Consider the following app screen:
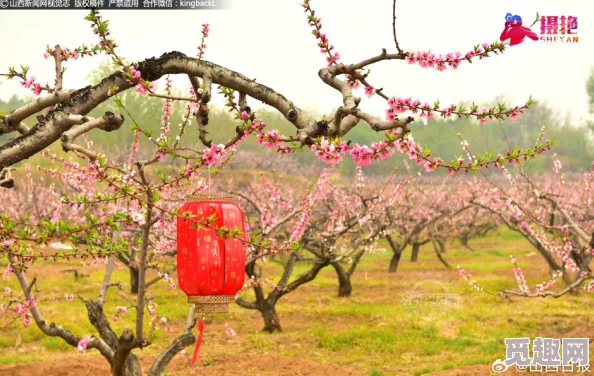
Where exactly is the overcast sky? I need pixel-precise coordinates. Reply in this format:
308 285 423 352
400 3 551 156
0 0 593 123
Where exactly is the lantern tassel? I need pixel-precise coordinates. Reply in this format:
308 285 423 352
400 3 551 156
191 313 205 365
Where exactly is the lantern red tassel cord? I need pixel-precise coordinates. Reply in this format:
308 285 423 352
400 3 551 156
192 314 205 364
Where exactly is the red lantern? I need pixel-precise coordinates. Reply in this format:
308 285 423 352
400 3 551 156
177 193 247 363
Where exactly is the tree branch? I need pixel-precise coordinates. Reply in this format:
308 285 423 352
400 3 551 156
112 329 135 376
0 52 319 174
98 256 117 306
0 90 73 129
147 333 195 376
85 299 120 350
134 203 152 346
235 296 260 310
10 257 114 362
339 106 413 133
392 0 403 54
60 112 125 144
0 167 14 188
277 256 330 298
500 273 593 298
53 45 64 92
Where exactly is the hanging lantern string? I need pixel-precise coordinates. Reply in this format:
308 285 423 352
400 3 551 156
192 313 205 364
207 164 212 194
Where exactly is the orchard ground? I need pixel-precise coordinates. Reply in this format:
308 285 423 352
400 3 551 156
0 229 592 376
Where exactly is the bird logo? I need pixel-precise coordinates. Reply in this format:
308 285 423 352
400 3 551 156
500 13 539 46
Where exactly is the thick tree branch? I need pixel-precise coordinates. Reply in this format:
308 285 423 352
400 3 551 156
10 257 114 362
339 106 413 133
235 296 260 310
134 204 152 346
112 329 136 376
61 112 125 143
85 300 120 350
184 305 196 334
201 73 212 104
276 256 330 298
191 73 212 148
0 122 30 135
1 51 420 173
53 45 64 92
318 67 358 111
148 333 195 376
15 122 30 134
0 167 14 188
0 90 73 129
327 49 406 76
98 256 117 306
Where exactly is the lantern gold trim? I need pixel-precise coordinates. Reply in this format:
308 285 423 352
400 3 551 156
188 295 236 314
185 193 237 205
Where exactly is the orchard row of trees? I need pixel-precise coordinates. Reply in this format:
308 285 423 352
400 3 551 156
3 151 592 338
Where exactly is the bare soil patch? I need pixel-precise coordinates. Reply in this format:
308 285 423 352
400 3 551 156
0 353 360 376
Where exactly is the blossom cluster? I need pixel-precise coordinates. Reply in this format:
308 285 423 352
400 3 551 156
197 24 210 60
86 10 118 57
534 270 563 294
257 130 280 148
405 41 506 72
386 96 528 124
309 138 348 165
310 134 444 172
20 75 43 96
112 306 128 322
156 75 173 145
202 144 227 165
552 153 565 184
510 256 529 294
351 141 393 166
77 336 90 353
43 45 100 61
126 66 155 95
242 118 267 136
2 297 37 327
301 0 340 67
157 271 177 289
457 266 483 291
289 168 331 242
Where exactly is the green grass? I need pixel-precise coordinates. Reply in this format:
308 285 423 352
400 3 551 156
1 229 592 375
0 354 40 365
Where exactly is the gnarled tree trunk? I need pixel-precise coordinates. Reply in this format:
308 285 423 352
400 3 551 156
238 259 285 333
460 233 475 251
238 253 331 333
331 261 352 297
261 299 282 333
410 242 421 262
436 238 446 254
386 235 404 273
129 266 140 294
86 300 142 376
330 250 365 297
